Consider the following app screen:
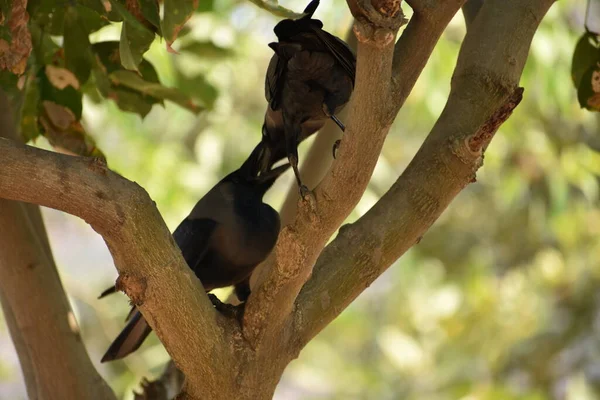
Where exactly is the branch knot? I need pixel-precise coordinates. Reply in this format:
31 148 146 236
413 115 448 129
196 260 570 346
348 0 407 46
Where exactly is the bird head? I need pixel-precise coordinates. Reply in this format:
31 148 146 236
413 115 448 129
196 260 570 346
273 0 323 40
225 143 290 198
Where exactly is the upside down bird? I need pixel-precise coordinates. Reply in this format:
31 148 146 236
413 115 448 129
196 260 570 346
100 145 289 362
261 0 356 196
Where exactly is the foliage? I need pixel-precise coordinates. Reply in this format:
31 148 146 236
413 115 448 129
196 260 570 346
0 0 209 158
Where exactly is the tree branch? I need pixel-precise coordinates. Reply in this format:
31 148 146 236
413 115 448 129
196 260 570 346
293 0 555 348
462 0 485 28
391 0 466 111
0 92 116 399
243 0 465 349
0 137 239 399
243 0 403 346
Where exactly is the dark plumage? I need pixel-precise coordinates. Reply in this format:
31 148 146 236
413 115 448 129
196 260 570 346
100 145 289 362
260 0 356 195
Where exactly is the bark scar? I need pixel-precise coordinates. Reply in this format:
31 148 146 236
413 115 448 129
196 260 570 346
467 87 524 154
116 274 148 307
349 0 407 46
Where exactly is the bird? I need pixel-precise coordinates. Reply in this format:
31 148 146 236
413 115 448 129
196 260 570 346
99 144 289 362
260 0 356 197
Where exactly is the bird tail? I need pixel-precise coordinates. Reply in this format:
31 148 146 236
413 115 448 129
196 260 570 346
101 310 152 362
98 285 117 299
302 0 319 18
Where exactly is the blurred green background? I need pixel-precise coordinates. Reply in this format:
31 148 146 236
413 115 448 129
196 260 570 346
1 1 599 399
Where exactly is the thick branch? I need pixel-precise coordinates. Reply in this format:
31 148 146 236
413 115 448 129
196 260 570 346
293 0 554 348
391 0 465 112
0 92 115 399
0 138 237 399
243 0 464 348
244 30 398 346
462 0 485 28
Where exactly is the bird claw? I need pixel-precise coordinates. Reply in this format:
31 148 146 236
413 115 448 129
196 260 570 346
208 293 245 321
299 184 312 200
332 140 341 159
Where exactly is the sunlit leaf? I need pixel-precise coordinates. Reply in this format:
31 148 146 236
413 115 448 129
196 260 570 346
92 41 159 81
120 22 155 70
92 41 161 117
109 69 204 113
109 0 155 70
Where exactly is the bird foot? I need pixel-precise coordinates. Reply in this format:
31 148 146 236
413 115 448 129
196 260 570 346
208 293 245 321
323 105 345 132
332 140 341 159
299 184 312 200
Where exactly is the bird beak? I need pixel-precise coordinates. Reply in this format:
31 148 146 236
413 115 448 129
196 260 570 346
257 162 290 192
239 143 265 178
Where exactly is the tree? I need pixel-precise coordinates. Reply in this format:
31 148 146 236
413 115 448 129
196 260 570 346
1 0 583 398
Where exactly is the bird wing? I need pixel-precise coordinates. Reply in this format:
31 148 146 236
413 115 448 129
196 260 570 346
265 47 285 109
98 218 217 302
172 217 218 273
311 27 356 83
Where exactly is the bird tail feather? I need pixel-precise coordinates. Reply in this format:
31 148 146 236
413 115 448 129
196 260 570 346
101 311 152 362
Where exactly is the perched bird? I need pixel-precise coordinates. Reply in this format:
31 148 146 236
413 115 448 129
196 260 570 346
261 0 356 196
100 145 289 362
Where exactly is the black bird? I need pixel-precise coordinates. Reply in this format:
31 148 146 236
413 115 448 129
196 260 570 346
100 145 289 362
261 0 356 196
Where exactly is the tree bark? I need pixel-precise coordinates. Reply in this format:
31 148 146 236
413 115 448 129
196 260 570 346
293 0 555 347
0 93 116 400
0 134 240 399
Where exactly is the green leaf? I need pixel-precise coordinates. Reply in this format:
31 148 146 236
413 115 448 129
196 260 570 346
571 32 600 88
139 0 161 35
161 0 198 46
109 70 204 113
247 0 303 18
120 22 155 70
197 0 213 13
91 41 162 117
577 62 600 111
75 4 110 33
108 87 155 117
178 41 234 59
92 41 159 82
109 0 155 70
175 72 218 109
28 0 66 35
29 23 60 65
20 74 41 142
63 6 94 85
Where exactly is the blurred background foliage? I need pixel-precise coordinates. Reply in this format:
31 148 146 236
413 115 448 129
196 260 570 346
1 1 600 399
